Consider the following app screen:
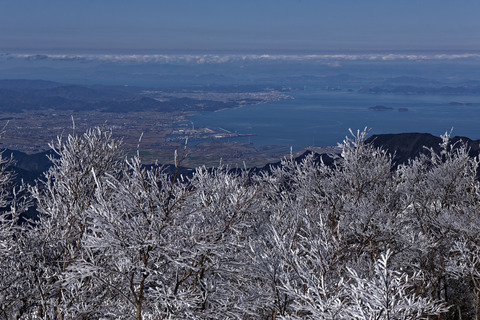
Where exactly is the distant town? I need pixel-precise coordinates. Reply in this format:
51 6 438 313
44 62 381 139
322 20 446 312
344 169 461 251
0 79 291 167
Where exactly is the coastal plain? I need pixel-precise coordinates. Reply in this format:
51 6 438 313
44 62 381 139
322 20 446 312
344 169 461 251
0 79 292 167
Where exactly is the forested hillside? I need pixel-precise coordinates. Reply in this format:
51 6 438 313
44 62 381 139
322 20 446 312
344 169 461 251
1 127 480 319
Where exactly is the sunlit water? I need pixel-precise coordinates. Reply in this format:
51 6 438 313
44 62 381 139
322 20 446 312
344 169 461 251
190 89 480 150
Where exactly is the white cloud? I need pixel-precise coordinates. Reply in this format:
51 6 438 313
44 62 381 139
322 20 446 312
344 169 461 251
2 52 480 65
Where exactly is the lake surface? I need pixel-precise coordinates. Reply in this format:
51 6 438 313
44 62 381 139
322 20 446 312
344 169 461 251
190 89 480 150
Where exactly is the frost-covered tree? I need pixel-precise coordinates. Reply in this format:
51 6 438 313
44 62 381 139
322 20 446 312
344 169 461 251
396 131 480 316
24 126 124 318
448 239 480 320
344 249 448 320
333 129 401 260
0 127 32 319
251 149 345 319
70 153 197 319
252 128 455 319
7 126 480 319
183 164 263 319
252 129 406 319
63 149 262 319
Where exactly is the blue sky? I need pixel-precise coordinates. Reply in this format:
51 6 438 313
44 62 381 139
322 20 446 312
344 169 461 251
1 0 479 53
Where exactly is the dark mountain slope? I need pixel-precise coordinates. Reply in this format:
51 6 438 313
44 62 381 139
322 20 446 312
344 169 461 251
366 133 480 166
0 79 63 90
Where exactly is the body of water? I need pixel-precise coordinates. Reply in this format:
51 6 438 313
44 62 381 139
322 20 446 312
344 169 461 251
190 89 480 150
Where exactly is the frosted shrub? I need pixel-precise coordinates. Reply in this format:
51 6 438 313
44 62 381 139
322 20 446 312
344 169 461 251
345 249 448 320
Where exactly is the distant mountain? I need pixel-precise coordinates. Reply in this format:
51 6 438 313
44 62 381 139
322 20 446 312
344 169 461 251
33 84 134 101
0 79 63 90
98 96 231 113
359 85 480 95
252 150 336 175
7 149 55 175
2 149 54 185
0 79 281 113
365 133 480 166
381 76 443 87
0 79 143 112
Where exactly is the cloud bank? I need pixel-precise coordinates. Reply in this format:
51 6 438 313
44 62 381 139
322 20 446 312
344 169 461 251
1 52 480 65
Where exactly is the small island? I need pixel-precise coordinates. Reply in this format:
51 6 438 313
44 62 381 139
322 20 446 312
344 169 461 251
449 101 472 106
369 105 394 111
